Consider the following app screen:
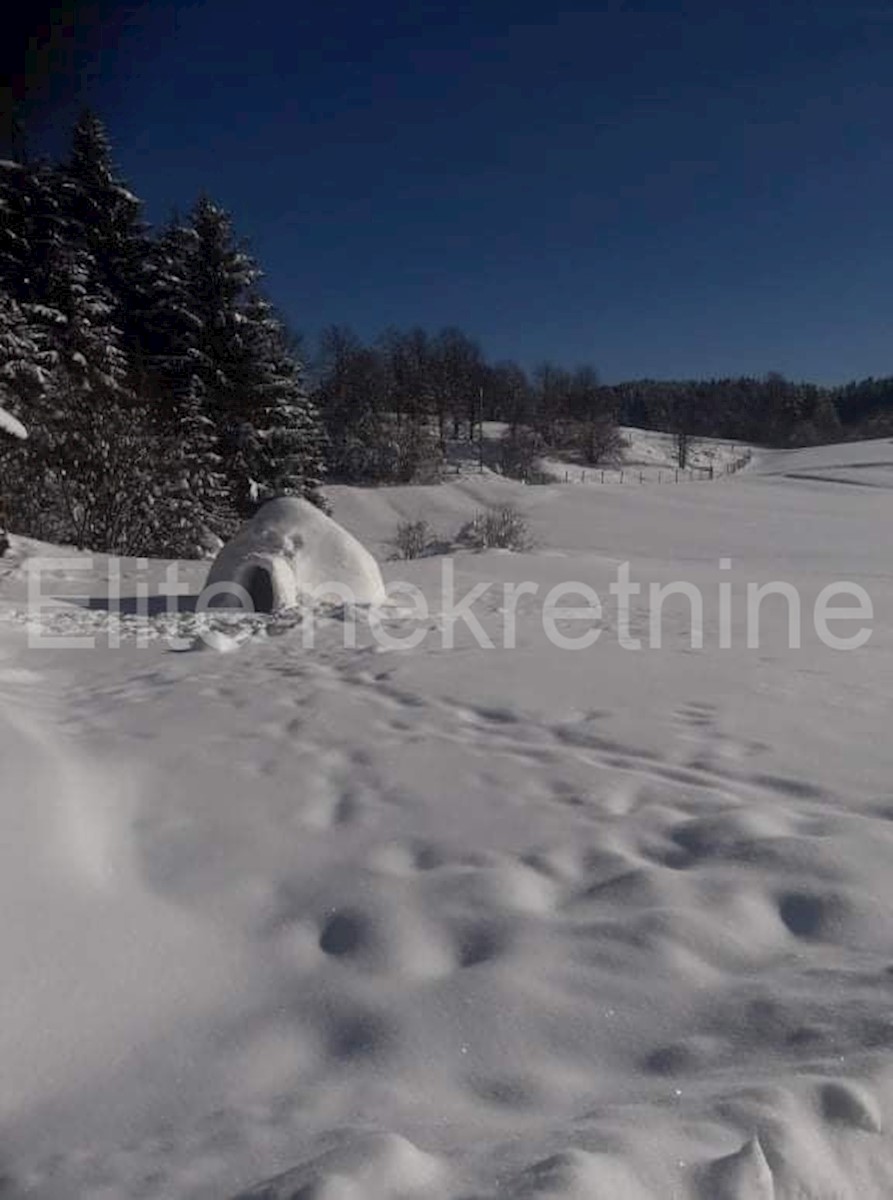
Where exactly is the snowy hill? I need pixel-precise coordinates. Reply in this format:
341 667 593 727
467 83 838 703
446 421 752 484
0 439 892 1197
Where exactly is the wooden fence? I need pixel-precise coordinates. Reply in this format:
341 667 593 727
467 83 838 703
553 450 753 485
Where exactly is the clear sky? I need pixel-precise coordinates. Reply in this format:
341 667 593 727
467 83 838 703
16 0 893 382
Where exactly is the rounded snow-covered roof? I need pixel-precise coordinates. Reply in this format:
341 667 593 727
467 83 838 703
205 496 387 612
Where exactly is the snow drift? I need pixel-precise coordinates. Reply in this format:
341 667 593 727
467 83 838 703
205 495 387 612
0 664 243 1138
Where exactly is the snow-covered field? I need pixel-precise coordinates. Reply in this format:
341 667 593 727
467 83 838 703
1 437 892 1198
451 423 751 484
540 425 751 484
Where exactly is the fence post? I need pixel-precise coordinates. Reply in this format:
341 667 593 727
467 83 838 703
620 470 624 483
658 471 661 484
565 470 569 483
601 470 604 483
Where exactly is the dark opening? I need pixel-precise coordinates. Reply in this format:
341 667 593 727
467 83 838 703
243 565 275 614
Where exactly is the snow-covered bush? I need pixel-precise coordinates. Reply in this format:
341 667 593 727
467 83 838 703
456 505 533 552
390 519 435 560
388 518 451 560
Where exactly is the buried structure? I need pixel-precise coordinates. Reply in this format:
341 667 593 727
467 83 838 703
205 496 387 613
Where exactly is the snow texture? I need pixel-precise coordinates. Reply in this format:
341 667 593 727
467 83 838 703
0 437 893 1198
205 495 387 611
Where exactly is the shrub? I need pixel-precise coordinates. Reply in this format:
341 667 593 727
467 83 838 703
389 518 438 560
456 505 533 552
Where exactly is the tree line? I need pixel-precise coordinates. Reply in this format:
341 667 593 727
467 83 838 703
312 328 622 482
1 112 891 555
312 338 893 478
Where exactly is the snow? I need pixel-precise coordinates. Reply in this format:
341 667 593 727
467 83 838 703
447 422 751 483
539 424 752 483
0 678 245 1131
205 495 388 611
0 437 892 1197
0 403 27 439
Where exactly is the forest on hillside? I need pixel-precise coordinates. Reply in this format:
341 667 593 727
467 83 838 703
1 113 891 555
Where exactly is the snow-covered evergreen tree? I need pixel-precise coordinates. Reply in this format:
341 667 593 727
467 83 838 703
238 296 326 509
0 154 159 553
0 116 324 552
0 291 57 414
0 155 68 378
0 157 63 534
0 292 35 502
20 231 153 550
182 196 260 512
0 157 30 299
184 196 325 514
61 111 153 355
41 119 222 555
139 218 231 553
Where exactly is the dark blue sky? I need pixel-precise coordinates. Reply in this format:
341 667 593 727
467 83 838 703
24 0 893 382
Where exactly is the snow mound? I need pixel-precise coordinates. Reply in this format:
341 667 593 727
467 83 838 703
0 404 27 440
0 683 243 1131
205 496 387 612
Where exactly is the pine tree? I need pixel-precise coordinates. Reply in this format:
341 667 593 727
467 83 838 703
61 110 152 354
57 111 222 553
184 196 325 514
238 297 326 508
182 195 259 510
0 156 63 535
0 291 57 414
140 218 230 552
0 157 30 298
1 117 326 552
33 233 148 549
5 165 163 553
0 155 69 362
